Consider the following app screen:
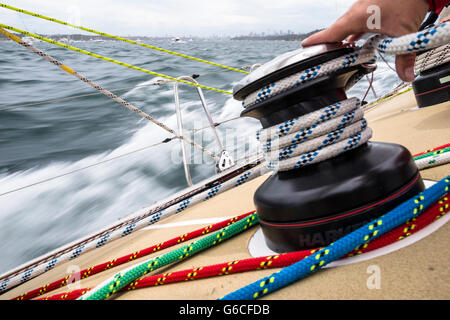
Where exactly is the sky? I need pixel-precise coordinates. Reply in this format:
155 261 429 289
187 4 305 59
0 0 358 37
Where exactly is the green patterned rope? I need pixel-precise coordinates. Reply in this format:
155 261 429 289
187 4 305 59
413 147 450 161
78 213 259 300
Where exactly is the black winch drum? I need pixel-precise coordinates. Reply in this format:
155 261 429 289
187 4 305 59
412 61 450 108
233 44 425 253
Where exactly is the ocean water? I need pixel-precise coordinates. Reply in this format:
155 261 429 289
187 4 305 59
0 38 401 274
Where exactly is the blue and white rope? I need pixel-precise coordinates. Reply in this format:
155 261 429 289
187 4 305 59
260 99 371 171
267 119 369 161
242 49 377 109
221 175 450 300
377 23 449 54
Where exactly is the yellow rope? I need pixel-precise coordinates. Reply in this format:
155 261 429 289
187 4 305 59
0 3 249 75
0 23 232 95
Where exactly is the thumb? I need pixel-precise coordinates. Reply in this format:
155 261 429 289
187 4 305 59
395 53 417 82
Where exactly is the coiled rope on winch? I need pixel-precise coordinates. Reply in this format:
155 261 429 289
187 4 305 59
0 3 249 76
259 98 372 171
4 142 447 299
415 43 450 73
219 23 450 299
251 23 450 172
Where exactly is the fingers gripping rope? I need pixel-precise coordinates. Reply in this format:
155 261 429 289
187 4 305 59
221 176 450 300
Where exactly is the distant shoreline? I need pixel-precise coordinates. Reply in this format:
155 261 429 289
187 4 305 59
0 30 323 42
230 29 322 41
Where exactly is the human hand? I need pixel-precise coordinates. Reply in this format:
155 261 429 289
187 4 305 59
301 0 430 82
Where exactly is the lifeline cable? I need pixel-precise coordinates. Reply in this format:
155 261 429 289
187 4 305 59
0 80 172 112
0 3 249 75
221 175 450 300
0 27 219 161
37 195 449 300
0 24 233 95
77 213 259 300
12 211 254 300
0 139 176 198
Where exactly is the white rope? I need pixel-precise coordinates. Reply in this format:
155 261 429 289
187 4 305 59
375 23 450 54
414 44 450 73
415 151 450 170
243 23 450 172
265 117 368 162
258 98 372 171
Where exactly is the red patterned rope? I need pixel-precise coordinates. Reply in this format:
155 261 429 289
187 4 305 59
413 143 450 158
38 195 448 300
13 211 255 300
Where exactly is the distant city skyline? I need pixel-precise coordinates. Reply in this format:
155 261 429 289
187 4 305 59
0 0 358 37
